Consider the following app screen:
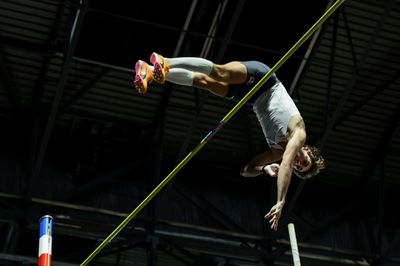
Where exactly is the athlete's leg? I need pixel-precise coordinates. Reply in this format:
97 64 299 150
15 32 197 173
134 54 245 94
165 68 229 97
167 56 214 75
151 53 213 83
210 61 247 84
193 72 229 97
151 52 247 85
168 59 248 84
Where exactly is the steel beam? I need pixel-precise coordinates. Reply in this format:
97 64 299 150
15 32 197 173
28 0 89 196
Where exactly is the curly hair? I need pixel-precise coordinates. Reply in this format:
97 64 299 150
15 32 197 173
293 145 325 180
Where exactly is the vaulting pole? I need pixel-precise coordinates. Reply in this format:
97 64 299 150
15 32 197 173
81 1 345 265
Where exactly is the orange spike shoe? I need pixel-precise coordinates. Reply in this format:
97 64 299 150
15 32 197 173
150 52 170 84
134 60 154 94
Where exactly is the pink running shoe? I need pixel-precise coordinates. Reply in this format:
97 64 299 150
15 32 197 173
150 52 170 84
134 60 154 94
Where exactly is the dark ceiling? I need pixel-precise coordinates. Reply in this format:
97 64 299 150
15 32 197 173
0 0 400 265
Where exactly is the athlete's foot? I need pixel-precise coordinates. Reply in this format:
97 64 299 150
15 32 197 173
134 60 154 94
150 52 170 84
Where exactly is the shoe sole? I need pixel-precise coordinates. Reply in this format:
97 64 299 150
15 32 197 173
150 53 166 84
153 63 165 84
134 61 149 94
134 75 146 94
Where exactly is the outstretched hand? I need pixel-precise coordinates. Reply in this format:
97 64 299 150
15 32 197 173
264 200 285 231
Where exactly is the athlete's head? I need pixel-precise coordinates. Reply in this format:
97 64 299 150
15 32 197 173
293 145 325 179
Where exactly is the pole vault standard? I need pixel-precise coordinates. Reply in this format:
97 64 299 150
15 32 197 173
288 223 301 266
38 215 53 266
81 1 345 265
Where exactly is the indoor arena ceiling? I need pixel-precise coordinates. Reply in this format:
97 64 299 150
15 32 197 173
0 0 400 265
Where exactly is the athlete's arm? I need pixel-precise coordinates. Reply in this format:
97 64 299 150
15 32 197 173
265 129 306 230
240 148 283 177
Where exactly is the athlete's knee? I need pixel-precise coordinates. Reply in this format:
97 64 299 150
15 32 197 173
193 73 209 88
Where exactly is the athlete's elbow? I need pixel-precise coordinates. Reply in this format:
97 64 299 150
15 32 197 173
240 165 260 177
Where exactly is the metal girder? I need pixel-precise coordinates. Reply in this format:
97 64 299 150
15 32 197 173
94 238 148 258
275 2 338 235
271 2 339 256
10 192 398 265
289 1 335 96
288 2 334 101
57 67 109 116
159 236 198 265
333 72 400 130
0 252 77 266
301 200 359 241
0 49 17 115
211 0 257 159
28 0 89 196
300 105 400 246
376 159 385 265
324 10 339 127
146 85 171 224
214 0 245 63
86 1 287 61
68 162 139 200
65 118 167 201
148 234 159 266
28 0 69 173
174 0 199 57
87 8 184 37
0 220 20 253
174 184 250 235
309 0 399 254
369 106 400 264
0 35 49 55
140 4 205 262
340 4 359 68
316 0 396 151
164 0 231 193
291 0 398 252
169 0 251 237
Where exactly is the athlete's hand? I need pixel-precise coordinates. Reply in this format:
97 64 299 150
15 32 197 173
264 200 285 231
263 163 280 177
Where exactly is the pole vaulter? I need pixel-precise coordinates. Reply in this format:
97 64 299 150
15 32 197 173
81 1 345 265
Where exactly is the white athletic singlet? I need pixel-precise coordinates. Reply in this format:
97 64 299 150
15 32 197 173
252 82 300 150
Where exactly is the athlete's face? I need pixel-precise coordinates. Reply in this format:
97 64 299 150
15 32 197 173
293 147 312 172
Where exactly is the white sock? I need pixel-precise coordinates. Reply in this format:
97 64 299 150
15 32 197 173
166 69 194 86
167 57 213 75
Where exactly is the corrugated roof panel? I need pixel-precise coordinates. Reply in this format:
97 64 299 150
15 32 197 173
0 0 61 44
